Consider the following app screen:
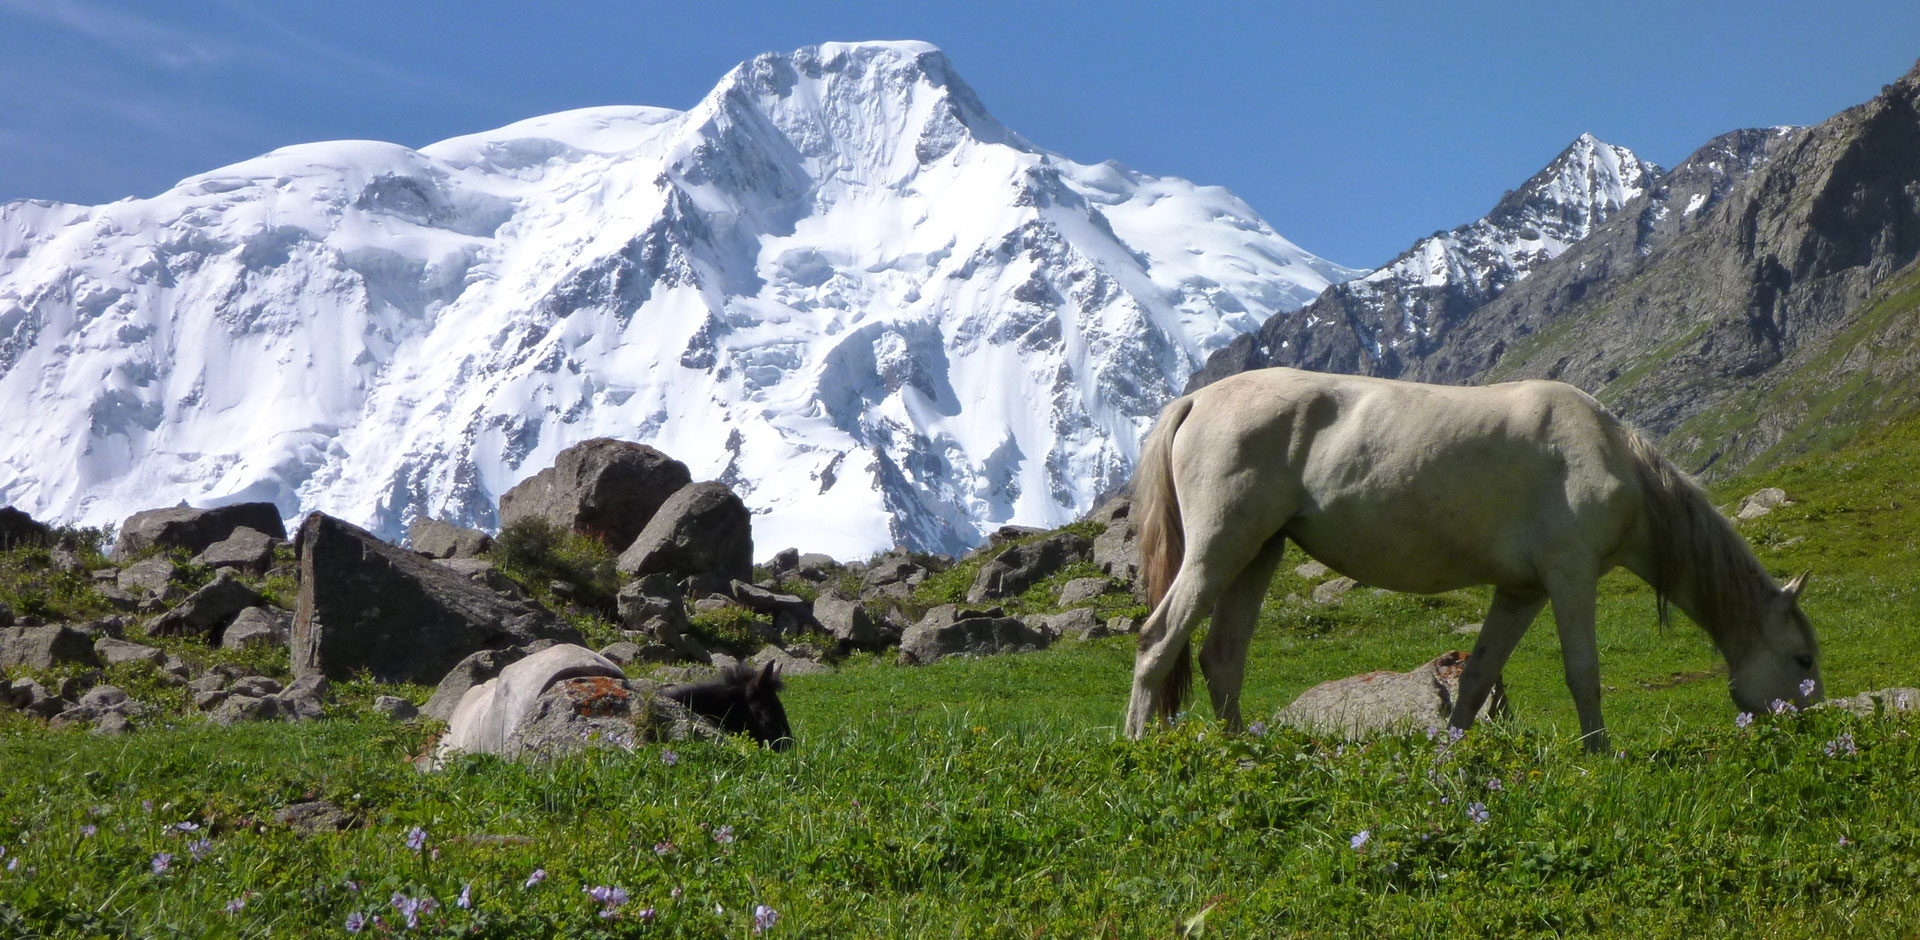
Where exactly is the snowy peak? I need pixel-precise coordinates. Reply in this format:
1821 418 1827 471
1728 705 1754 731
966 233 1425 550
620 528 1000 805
0 41 1357 559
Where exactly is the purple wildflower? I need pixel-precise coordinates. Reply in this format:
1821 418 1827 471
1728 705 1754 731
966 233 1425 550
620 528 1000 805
1467 802 1490 824
4 858 15 872
404 826 427 852
671 886 683 900
345 912 367 934
1425 726 1441 741
753 904 780 933
1248 720 1267 737
390 893 434 929
1735 711 1754 729
150 852 173 874
174 821 200 833
1800 678 1817 698
1486 777 1504 792
1350 829 1371 851
524 868 546 889
586 884 629 918
1839 835 1851 846
1770 698 1795 715
638 907 657 922
1447 726 1466 743
225 896 246 914
661 749 679 767
188 838 212 860
457 883 472 909
1824 732 1858 758
79 825 96 838
713 825 736 845
654 840 675 855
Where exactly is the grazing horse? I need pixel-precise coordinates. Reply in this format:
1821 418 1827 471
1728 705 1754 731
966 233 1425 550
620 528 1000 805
1126 368 1821 750
667 661 793 751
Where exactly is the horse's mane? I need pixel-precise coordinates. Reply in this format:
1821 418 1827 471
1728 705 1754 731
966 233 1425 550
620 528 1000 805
1620 424 1775 661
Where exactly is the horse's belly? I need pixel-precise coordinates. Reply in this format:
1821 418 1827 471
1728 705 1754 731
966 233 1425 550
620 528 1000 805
1284 516 1529 594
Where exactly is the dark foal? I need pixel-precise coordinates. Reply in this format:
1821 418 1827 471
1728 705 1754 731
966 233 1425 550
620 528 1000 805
665 661 793 750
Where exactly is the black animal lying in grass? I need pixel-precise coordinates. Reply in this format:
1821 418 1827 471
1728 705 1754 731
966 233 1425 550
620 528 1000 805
667 661 793 751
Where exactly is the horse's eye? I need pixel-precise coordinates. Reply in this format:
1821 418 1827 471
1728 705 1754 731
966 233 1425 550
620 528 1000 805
1794 655 1814 669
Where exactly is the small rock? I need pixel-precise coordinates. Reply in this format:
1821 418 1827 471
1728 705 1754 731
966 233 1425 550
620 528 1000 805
1031 607 1105 640
407 517 494 559
275 800 354 832
1105 615 1141 635
93 711 134 736
1736 487 1791 521
1056 577 1113 606
748 644 832 677
221 606 290 651
1 625 102 670
96 637 167 667
147 571 264 641
1294 560 1332 579
229 676 283 698
1312 577 1358 604
189 527 281 576
116 557 180 599
373 695 419 721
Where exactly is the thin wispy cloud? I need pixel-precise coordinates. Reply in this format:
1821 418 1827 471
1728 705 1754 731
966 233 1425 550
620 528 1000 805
0 0 230 70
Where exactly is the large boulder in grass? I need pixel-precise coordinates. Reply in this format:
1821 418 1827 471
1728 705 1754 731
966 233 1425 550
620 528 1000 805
499 439 692 553
1272 651 1505 739
898 606 1050 664
291 513 580 685
113 502 287 558
614 482 753 587
965 531 1092 604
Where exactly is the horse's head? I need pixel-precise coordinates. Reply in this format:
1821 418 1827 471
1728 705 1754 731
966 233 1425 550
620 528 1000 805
735 661 793 751
671 661 792 751
1728 571 1821 715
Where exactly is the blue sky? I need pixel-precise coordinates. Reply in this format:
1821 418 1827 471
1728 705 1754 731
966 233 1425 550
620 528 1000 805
2 1 1916 269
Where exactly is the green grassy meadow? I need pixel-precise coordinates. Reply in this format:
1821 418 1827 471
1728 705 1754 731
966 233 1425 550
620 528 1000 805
4 416 1920 937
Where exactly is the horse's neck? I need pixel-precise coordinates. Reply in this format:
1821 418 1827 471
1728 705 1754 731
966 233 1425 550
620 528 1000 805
1653 506 1775 659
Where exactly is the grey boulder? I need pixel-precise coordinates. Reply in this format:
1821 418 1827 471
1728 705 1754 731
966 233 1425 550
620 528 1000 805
114 502 287 558
498 438 691 552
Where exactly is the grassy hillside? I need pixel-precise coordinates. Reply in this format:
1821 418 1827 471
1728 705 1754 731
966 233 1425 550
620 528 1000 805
4 415 1920 937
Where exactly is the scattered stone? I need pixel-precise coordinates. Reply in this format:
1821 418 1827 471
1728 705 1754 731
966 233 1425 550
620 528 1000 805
1272 650 1505 738
275 800 354 833
1312 577 1359 604
1031 607 1106 640
1091 522 1139 585
189 526 282 576
407 517 494 559
113 502 287 558
861 552 928 595
374 695 420 721
899 611 1049 665
1737 487 1792 520
1294 560 1332 579
117 557 180 599
148 571 265 642
966 531 1093 604
1821 687 1920 717
763 548 801 578
95 637 166 667
6 677 63 718
499 438 692 552
1056 577 1113 606
292 512 579 684
1105 615 1141 635
616 575 708 663
221 606 291 651
813 595 894 651
987 525 1049 547
93 712 133 736
614 482 754 588
0 625 102 670
793 553 840 581
748 644 832 677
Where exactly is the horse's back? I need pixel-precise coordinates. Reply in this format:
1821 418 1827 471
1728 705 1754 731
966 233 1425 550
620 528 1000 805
1175 369 1644 592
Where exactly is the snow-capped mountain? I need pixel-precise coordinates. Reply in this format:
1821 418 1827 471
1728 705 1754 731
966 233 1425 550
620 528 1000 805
1188 134 1658 387
0 41 1359 558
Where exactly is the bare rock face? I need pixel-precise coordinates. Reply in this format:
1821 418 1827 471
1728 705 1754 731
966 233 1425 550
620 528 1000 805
113 502 287 558
1736 487 1792 520
499 439 692 553
1272 651 1505 738
614 482 753 588
291 512 580 685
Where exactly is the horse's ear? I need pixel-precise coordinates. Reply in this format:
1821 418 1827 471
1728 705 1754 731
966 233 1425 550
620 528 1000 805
753 659 779 691
1782 570 1811 600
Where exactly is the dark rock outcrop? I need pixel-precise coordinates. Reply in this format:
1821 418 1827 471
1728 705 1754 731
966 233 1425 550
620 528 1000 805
291 512 580 684
148 571 265 641
614 482 753 587
113 502 287 558
499 439 692 552
0 506 51 549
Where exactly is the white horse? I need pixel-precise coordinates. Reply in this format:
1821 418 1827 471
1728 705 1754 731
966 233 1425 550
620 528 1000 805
1125 368 1820 750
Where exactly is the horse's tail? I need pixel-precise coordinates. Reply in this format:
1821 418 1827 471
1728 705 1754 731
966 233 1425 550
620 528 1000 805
1135 394 1194 721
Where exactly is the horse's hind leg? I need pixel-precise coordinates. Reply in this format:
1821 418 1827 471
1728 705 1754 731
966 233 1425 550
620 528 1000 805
1450 588 1546 733
1125 534 1276 738
1199 534 1288 731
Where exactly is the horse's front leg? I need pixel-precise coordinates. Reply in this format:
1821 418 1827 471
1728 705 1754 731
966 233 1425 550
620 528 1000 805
1548 578 1608 753
1451 588 1546 733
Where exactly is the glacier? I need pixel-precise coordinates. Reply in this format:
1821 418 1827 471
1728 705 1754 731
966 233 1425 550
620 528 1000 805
0 40 1361 559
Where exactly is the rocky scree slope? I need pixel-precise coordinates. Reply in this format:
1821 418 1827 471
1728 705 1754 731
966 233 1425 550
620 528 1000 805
0 41 1358 559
